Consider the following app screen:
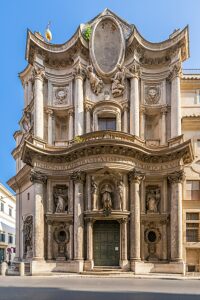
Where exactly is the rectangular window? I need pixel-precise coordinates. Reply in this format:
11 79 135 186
186 181 200 200
98 117 116 131
0 233 5 242
186 224 199 242
186 213 199 220
9 208 12 217
8 235 13 244
0 202 4 212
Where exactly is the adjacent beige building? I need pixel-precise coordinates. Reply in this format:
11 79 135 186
8 9 200 275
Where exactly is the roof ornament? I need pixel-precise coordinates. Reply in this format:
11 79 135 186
45 21 52 42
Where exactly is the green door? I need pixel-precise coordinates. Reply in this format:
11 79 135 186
93 221 120 266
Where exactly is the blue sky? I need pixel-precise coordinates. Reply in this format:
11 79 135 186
1 0 200 192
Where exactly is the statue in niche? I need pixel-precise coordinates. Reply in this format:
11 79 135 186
91 180 98 210
23 215 33 258
22 111 32 133
146 187 160 213
117 180 124 210
54 186 68 213
87 65 104 95
101 184 112 210
111 64 126 97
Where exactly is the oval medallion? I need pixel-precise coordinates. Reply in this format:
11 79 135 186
90 17 125 77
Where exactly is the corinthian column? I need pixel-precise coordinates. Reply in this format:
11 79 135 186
33 67 45 139
30 170 47 260
168 170 185 261
128 170 145 270
170 63 182 138
73 61 85 136
70 171 86 262
129 65 140 136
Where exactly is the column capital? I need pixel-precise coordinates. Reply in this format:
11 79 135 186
129 63 140 79
140 106 146 115
45 108 54 116
30 170 47 184
67 108 74 117
168 62 182 81
161 106 168 115
84 103 92 112
33 66 45 81
128 169 145 183
73 61 85 80
70 171 86 183
168 170 185 184
122 102 129 112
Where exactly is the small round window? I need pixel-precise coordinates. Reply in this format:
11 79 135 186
147 231 157 243
58 230 66 243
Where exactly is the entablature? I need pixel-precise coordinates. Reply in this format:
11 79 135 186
21 131 193 176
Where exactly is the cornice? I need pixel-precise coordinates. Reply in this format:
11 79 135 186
21 131 194 168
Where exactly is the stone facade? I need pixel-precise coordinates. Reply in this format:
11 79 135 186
8 9 200 275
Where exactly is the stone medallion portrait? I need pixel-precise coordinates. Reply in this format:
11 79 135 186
54 86 68 105
145 85 160 104
90 16 125 77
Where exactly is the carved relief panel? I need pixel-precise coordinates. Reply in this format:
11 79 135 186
48 81 72 106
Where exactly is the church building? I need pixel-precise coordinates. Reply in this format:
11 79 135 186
8 9 200 275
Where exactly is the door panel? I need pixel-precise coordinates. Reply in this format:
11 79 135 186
93 221 120 266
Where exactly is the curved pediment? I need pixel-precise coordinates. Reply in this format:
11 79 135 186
24 8 189 70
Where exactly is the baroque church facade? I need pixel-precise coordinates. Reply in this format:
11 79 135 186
8 9 200 275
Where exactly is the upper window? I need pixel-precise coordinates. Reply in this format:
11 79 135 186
0 202 4 212
186 181 200 200
0 233 5 242
186 212 200 243
8 235 13 244
98 117 116 131
9 207 12 217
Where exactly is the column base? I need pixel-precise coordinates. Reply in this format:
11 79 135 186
130 259 142 273
84 260 94 271
120 260 130 271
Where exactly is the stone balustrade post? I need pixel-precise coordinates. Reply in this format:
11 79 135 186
33 67 45 139
129 170 145 270
30 170 47 260
168 170 185 261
